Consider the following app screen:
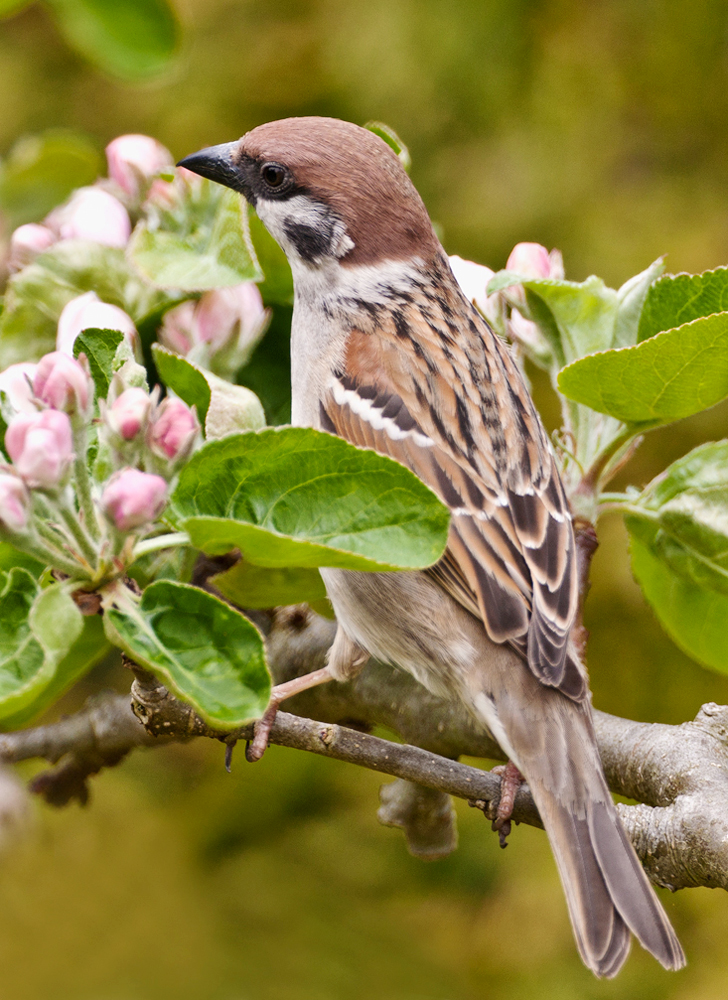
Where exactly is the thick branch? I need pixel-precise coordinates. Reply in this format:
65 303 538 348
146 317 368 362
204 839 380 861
3 605 728 890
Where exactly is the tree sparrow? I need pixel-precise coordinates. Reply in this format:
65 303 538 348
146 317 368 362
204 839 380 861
179 118 684 977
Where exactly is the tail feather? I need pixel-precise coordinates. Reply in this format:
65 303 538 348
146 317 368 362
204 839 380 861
537 795 631 977
588 802 685 970
534 785 685 977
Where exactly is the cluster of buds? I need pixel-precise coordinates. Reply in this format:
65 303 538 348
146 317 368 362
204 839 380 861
7 133 175 274
0 340 199 585
5 131 265 384
101 384 198 476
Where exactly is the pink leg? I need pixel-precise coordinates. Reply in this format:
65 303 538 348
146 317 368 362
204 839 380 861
491 760 525 848
246 666 335 762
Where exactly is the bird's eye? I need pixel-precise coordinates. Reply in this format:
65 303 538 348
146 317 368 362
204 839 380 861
261 163 286 188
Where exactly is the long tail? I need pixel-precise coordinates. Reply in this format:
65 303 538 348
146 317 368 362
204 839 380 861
477 669 685 977
533 779 685 977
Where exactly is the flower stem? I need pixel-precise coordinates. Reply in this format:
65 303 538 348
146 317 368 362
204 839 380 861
72 426 100 541
8 531 83 578
56 503 99 567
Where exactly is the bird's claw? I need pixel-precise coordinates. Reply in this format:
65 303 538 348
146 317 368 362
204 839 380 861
491 760 524 848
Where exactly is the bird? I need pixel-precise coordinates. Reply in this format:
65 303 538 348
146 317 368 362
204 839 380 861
178 117 685 978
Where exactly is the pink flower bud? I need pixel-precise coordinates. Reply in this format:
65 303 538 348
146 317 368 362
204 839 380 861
506 242 559 280
107 387 151 440
0 363 38 415
106 134 173 199
57 292 137 357
33 352 92 417
196 283 266 352
159 284 267 375
158 300 196 356
46 186 131 247
143 166 203 212
101 469 167 532
149 397 199 462
8 224 56 272
0 472 30 533
508 309 543 350
5 409 73 489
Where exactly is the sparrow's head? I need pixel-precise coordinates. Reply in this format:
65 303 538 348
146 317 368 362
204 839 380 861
178 117 440 270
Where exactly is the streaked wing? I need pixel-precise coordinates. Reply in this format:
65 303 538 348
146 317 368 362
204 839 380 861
320 265 584 699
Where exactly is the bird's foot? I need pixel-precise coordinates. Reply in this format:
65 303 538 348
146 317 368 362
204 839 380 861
490 760 524 848
245 665 335 762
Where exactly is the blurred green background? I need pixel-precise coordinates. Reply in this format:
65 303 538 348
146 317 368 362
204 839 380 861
3 0 728 997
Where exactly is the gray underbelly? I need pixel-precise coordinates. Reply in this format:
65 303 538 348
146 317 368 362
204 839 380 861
319 567 481 700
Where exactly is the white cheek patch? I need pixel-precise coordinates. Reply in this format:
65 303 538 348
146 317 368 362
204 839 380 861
256 195 354 263
331 379 434 448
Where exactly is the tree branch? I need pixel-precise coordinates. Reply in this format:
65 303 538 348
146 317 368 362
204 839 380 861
3 604 728 891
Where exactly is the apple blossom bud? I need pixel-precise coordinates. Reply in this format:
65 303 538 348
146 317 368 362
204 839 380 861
8 223 56 272
101 469 167 532
143 165 203 212
5 409 73 489
33 352 92 417
506 242 555 280
448 255 502 327
56 291 137 357
0 472 30 533
106 134 173 199
159 300 196 356
159 284 267 376
46 186 131 247
107 387 151 440
196 284 266 353
149 397 199 463
0 363 38 415
508 308 543 351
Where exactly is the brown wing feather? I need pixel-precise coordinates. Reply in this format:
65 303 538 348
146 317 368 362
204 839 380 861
321 267 583 699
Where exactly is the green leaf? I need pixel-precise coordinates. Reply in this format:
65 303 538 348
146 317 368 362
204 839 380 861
364 122 412 172
628 520 728 674
0 543 43 577
152 345 266 434
74 328 124 401
625 442 728 594
170 427 450 570
203 372 266 438
0 129 101 227
525 277 619 364
44 0 180 82
0 240 171 368
557 312 728 424
638 267 728 342
488 272 620 366
104 581 270 729
129 182 261 291
613 257 665 348
212 561 327 609
0 616 109 730
0 572 83 721
152 345 212 423
247 208 293 307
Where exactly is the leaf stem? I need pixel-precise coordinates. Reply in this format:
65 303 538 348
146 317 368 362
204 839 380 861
131 532 190 561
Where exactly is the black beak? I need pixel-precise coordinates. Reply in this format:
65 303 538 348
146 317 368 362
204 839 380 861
177 141 253 200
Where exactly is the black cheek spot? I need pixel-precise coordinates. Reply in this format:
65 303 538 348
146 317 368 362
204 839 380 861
283 220 332 263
